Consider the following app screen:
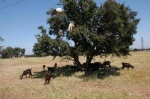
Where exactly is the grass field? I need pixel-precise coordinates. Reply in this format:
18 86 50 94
0 51 150 99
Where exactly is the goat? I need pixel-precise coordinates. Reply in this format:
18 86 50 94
54 63 57 68
43 65 46 71
56 8 62 13
95 62 105 69
122 62 134 69
58 30 63 37
86 62 101 71
44 71 52 85
103 61 111 68
70 66 77 71
47 63 57 72
20 69 32 79
67 21 75 31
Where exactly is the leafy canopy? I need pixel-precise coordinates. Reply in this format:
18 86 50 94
33 0 140 65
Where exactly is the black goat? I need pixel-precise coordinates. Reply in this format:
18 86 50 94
122 62 134 69
86 62 101 71
103 61 111 67
44 71 52 85
47 63 57 72
20 69 32 79
70 66 77 71
43 65 46 71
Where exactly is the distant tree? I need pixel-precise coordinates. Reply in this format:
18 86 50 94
0 36 4 42
1 47 25 59
34 0 140 69
20 48 25 56
14 47 25 57
0 36 4 51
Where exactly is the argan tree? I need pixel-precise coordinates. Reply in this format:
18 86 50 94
33 0 140 68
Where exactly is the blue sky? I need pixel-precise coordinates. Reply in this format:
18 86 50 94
0 0 150 55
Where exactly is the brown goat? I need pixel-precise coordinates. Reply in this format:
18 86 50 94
43 65 46 71
20 69 32 79
103 61 111 67
122 62 134 69
54 63 57 68
44 71 52 85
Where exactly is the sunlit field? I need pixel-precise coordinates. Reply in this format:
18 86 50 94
0 51 150 99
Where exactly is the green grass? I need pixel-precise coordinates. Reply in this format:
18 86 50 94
0 51 150 99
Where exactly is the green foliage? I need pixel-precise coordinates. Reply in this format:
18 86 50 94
33 26 70 57
0 36 4 50
1 47 25 59
0 36 4 42
0 37 25 59
97 1 140 56
33 0 140 66
33 26 52 57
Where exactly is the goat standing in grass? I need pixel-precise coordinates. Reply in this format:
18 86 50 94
103 61 111 68
47 63 57 72
43 65 46 71
20 68 32 79
122 62 134 69
44 71 52 85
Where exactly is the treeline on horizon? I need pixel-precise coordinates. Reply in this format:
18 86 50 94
0 47 150 59
0 46 25 59
25 48 150 58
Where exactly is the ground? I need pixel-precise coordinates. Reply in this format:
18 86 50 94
0 51 150 99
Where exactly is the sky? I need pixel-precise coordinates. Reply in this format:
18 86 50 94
0 0 150 55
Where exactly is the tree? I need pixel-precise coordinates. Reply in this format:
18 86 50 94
1 47 25 59
33 26 52 57
33 26 70 57
0 36 4 42
14 47 25 57
34 0 140 68
0 36 4 51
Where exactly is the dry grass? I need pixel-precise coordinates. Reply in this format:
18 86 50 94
0 51 150 99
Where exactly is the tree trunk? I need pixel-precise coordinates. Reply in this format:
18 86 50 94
70 46 82 67
85 55 93 71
